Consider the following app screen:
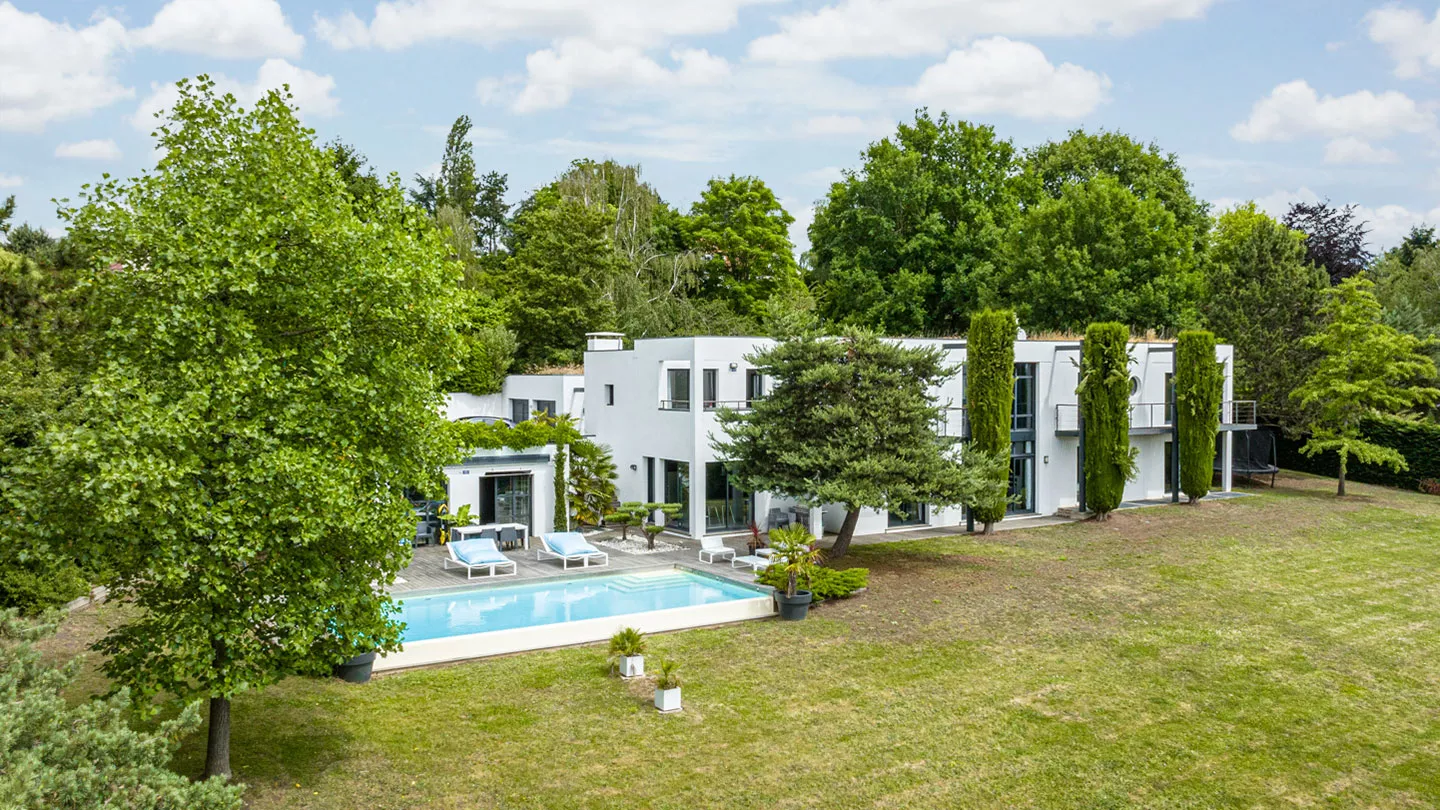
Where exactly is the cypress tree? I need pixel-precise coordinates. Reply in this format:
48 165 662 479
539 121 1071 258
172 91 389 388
1176 330 1223 503
967 309 1016 533
1079 322 1137 519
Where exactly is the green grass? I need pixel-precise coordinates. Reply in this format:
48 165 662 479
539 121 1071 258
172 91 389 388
48 474 1440 808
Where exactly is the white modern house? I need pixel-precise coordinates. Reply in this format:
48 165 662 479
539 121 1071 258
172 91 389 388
437 373 585 539
436 331 1255 542
581 332 1255 540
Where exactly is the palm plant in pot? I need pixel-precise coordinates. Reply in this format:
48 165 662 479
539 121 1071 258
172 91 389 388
768 524 823 620
609 626 646 678
653 659 682 713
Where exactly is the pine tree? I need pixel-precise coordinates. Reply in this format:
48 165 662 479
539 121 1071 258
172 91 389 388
1292 277 1439 495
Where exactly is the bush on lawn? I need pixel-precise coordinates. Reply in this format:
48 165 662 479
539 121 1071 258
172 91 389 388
757 565 869 601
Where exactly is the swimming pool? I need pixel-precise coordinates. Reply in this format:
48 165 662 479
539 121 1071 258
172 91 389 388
376 568 775 671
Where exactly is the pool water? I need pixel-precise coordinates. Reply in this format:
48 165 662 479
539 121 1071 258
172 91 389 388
398 569 769 642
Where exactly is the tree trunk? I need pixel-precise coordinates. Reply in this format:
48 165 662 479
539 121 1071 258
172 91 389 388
1187 495 1200 505
1337 464 1347 497
829 508 861 558
981 521 995 535
204 695 231 780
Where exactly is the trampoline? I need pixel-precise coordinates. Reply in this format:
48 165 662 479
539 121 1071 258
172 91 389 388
1217 428 1279 487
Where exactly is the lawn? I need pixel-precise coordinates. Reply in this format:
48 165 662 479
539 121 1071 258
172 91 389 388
47 474 1440 808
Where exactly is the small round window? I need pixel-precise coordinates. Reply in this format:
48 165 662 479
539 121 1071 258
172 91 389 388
1129 376 1140 397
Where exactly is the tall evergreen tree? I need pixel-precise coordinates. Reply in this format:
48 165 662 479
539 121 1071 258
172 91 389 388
1175 330 1222 503
1079 323 1137 519
966 309 1016 533
1292 277 1439 495
713 328 1007 558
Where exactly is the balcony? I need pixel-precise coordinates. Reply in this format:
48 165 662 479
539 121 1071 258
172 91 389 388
659 399 691 412
704 400 755 412
1054 401 1258 436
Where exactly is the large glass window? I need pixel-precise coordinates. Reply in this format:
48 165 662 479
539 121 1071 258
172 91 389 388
663 460 689 530
703 368 718 409
1012 363 1037 432
510 398 530 424
746 369 764 407
666 368 690 410
1164 440 1175 494
1164 372 1175 426
534 399 556 418
645 457 655 502
482 474 532 528
704 462 751 532
888 502 927 527
1008 441 1036 514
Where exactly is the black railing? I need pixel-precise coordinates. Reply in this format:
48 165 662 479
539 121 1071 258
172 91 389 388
659 399 691 411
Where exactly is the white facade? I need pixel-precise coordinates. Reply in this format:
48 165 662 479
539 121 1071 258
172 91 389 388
584 335 1245 540
443 374 585 427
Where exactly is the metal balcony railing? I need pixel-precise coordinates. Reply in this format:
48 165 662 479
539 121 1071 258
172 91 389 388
704 400 754 412
935 406 968 439
1055 400 1260 434
658 399 691 411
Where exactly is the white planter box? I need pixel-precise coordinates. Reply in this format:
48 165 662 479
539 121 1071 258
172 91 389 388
620 655 645 678
655 687 682 713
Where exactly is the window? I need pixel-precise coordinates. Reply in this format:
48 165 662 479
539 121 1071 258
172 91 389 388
534 400 556 418
745 369 764 407
705 461 751 532
1011 363 1036 432
1129 376 1141 398
1008 441 1036 514
644 457 655 502
665 368 690 410
1164 440 1175 494
703 368 718 409
605 384 615 406
888 502 927 527
1164 372 1175 426
481 474 532 528
510 398 529 424
663 460 689 530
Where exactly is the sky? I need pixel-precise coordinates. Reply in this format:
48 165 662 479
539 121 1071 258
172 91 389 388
3 0 1440 252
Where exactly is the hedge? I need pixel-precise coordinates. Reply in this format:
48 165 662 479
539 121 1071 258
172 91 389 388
1276 415 1440 491
1079 323 1134 516
1176 330 1222 502
967 309 1016 527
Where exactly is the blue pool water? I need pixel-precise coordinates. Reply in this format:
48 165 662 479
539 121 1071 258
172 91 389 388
398 569 769 642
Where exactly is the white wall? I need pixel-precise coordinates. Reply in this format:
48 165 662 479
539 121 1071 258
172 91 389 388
443 446 559 537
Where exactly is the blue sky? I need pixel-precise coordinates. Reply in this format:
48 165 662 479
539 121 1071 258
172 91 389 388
3 0 1438 250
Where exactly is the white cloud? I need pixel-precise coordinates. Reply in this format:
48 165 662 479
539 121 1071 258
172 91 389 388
795 115 893 137
544 136 729 163
798 165 845 186
0 173 23 188
512 40 730 113
909 38 1109 120
135 0 304 59
749 0 1217 62
1367 5 1440 78
0 2 133 132
1230 80 1434 143
1322 137 1399 165
315 0 773 51
54 139 123 160
131 59 339 131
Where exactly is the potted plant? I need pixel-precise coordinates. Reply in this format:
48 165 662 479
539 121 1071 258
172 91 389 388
653 659 682 713
746 520 763 555
435 503 475 544
609 626 646 678
768 524 823 621
333 650 378 684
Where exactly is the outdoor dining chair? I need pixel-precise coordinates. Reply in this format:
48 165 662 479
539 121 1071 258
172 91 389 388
498 526 519 551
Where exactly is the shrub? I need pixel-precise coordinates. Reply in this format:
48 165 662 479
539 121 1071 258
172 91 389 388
1419 478 1440 496
967 309 1017 531
1079 322 1137 518
1176 330 1223 503
0 556 88 616
757 565 869 601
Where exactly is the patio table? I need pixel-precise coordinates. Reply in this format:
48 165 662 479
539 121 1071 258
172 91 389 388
451 522 530 551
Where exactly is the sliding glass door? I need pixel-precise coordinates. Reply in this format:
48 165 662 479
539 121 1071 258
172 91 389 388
663 460 689 530
481 474 532 527
704 462 751 532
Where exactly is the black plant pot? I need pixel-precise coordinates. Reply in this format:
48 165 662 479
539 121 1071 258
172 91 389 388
775 590 813 621
333 652 377 684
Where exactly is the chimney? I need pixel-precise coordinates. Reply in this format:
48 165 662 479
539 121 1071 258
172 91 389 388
586 332 625 352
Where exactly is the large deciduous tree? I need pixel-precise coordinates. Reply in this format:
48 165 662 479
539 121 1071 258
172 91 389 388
1001 175 1200 332
1283 201 1373 284
1201 204 1328 426
1175 330 1223 503
1291 277 1439 495
12 79 464 779
686 175 803 322
713 328 1007 557
1020 129 1210 245
808 110 1018 334
1079 322 1137 519
966 309 1016 533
